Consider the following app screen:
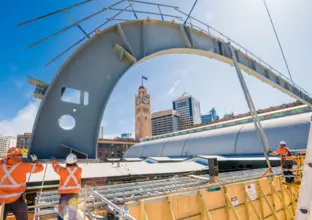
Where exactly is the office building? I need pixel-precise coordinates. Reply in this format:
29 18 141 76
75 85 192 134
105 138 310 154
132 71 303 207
173 93 201 130
120 133 133 139
201 108 220 124
151 110 179 136
0 135 17 157
97 139 138 160
17 133 32 149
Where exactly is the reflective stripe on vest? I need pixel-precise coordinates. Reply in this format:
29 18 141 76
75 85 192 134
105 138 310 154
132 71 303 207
30 164 37 174
0 162 25 188
59 167 80 190
53 163 60 174
0 192 23 199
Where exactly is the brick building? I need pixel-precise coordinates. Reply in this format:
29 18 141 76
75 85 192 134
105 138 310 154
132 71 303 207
97 138 138 160
16 133 32 149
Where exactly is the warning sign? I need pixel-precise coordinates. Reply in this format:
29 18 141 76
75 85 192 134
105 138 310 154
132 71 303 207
245 184 257 201
231 196 238 207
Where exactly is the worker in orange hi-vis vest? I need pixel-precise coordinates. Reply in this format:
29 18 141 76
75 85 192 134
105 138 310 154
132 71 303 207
269 141 294 183
0 147 43 220
52 153 82 220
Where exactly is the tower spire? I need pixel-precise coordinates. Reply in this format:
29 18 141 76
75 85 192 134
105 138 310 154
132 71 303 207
142 75 148 87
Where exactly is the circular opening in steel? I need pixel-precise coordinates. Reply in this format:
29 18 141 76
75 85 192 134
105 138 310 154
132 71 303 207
58 115 76 130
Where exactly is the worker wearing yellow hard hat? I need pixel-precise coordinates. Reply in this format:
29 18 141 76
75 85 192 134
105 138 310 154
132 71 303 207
0 147 43 219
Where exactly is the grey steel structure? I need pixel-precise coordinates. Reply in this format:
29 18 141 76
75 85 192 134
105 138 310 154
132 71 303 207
124 113 312 158
29 19 312 159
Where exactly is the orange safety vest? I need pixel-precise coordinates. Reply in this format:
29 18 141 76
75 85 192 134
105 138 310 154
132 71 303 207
275 147 292 168
52 161 82 194
275 147 291 157
0 159 44 204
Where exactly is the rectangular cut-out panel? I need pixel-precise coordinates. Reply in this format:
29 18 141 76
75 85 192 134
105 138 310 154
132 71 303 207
84 91 89 106
61 87 81 104
61 88 89 106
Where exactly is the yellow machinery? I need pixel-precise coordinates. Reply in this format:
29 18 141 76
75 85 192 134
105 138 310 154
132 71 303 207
282 154 305 187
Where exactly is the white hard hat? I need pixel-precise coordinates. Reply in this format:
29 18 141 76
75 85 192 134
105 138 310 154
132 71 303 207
66 153 77 164
280 141 286 145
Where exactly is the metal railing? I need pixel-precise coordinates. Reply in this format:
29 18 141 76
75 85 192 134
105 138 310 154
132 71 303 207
173 8 310 97
18 0 310 99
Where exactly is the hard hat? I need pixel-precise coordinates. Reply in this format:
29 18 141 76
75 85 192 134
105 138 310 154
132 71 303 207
6 147 23 158
280 141 286 145
66 153 77 164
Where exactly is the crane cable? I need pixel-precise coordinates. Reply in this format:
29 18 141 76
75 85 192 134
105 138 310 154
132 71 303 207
262 0 294 85
184 0 199 25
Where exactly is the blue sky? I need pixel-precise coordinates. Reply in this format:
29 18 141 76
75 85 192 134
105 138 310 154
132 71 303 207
0 0 311 137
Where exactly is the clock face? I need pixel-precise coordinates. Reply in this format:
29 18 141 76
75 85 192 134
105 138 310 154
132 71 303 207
136 97 141 104
143 97 149 104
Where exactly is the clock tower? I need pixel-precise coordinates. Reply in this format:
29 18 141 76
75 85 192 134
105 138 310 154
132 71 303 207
135 85 152 141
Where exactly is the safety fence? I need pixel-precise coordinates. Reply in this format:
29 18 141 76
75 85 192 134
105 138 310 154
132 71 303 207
126 176 299 220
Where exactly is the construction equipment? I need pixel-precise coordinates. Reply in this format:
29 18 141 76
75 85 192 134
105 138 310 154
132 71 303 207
282 154 305 186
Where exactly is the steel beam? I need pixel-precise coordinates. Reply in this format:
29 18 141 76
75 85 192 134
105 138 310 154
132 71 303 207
30 20 312 159
229 44 272 171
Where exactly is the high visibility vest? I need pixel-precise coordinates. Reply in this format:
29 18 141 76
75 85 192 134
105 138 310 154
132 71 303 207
53 163 82 194
0 160 42 204
59 167 81 191
22 148 28 157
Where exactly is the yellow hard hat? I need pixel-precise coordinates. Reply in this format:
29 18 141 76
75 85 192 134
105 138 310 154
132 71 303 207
6 147 23 158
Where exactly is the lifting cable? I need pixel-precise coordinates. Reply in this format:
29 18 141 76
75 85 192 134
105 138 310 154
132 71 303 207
262 0 294 85
127 0 139 19
184 0 199 25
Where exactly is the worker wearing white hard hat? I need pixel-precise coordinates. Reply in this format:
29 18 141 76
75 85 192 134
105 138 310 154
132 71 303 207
269 141 294 183
269 141 290 157
52 153 82 220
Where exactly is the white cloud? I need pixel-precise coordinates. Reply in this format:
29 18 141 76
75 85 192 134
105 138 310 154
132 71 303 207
13 79 25 89
0 88 82 136
168 80 180 95
168 87 175 95
0 100 40 136
205 13 213 21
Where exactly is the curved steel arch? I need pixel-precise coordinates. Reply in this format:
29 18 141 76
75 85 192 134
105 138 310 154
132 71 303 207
30 19 311 159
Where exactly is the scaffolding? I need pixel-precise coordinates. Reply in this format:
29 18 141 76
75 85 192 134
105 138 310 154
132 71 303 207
30 167 283 219
127 176 299 220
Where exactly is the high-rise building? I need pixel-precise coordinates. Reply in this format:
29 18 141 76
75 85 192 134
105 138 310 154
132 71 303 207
135 85 152 140
201 108 220 124
0 135 17 157
16 133 32 149
152 110 179 136
172 93 201 130
201 114 212 124
121 133 133 139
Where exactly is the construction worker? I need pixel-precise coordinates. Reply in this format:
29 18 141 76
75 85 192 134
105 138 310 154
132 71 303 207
0 147 43 220
52 153 82 220
269 141 294 183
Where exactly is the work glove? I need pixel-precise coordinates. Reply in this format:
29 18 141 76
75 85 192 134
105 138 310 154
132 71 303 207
30 154 38 162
